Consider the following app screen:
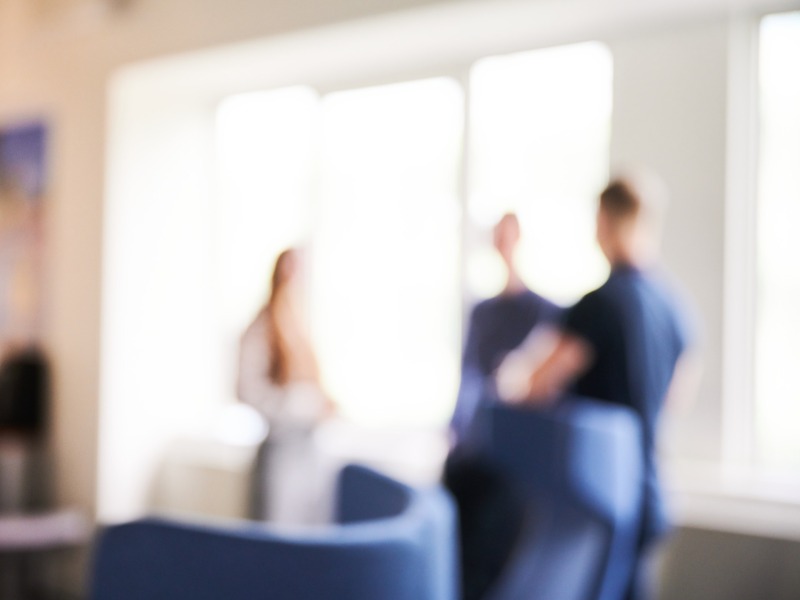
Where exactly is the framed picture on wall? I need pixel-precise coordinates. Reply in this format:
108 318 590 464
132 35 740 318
0 121 47 350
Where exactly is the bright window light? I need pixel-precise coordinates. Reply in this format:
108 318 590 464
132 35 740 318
311 78 464 427
756 12 800 469
468 42 612 304
214 86 319 393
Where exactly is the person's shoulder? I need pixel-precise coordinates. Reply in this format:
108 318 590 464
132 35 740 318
539 293 560 309
502 287 556 309
641 268 692 311
470 291 511 315
595 266 652 307
462 296 493 329
563 279 623 329
524 288 563 320
645 269 700 344
574 282 611 309
560 282 618 342
469 295 495 315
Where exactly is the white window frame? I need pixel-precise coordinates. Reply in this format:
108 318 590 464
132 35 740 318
671 9 800 541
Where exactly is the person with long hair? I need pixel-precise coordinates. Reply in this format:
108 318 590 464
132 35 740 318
237 247 333 523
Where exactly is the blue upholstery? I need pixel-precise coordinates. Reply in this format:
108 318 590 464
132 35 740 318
483 398 644 600
90 464 459 600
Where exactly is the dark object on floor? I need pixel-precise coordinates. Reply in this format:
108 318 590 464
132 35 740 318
0 347 48 435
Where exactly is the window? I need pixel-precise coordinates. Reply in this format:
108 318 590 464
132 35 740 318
215 79 464 427
756 12 800 469
214 45 612 429
102 26 616 520
214 87 319 383
312 79 463 426
468 42 612 304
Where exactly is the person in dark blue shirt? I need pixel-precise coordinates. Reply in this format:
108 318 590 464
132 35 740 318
450 213 561 447
502 171 698 600
446 213 560 600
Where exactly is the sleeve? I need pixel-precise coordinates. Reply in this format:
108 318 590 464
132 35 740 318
462 305 484 371
657 277 698 359
236 312 286 420
449 305 486 442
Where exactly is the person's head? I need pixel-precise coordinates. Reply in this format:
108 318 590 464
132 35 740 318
493 212 521 268
270 247 301 300
596 170 668 267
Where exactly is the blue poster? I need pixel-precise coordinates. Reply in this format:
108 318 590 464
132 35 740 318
0 122 47 346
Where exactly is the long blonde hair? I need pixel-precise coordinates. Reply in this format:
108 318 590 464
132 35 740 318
265 249 297 386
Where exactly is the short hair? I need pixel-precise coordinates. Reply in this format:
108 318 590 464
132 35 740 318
600 170 668 224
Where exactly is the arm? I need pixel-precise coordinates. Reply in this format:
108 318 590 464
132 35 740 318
497 291 601 406
524 333 593 404
664 294 703 414
495 324 557 401
497 330 593 405
449 308 485 442
663 348 702 414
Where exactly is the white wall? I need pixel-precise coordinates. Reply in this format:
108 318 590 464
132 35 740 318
609 23 730 462
99 89 220 521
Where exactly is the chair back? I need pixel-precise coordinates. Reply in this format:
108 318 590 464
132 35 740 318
483 398 643 600
90 464 459 600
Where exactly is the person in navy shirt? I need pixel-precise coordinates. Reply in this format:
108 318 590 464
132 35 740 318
446 213 560 600
450 212 561 447
501 171 698 600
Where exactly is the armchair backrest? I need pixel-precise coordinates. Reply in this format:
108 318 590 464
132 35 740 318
90 464 459 600
483 398 643 600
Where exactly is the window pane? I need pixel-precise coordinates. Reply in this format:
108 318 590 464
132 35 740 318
469 42 612 304
312 78 463 427
215 87 318 392
756 13 800 468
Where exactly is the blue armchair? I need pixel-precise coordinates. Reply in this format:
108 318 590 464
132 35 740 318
90 464 459 600
483 398 644 600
